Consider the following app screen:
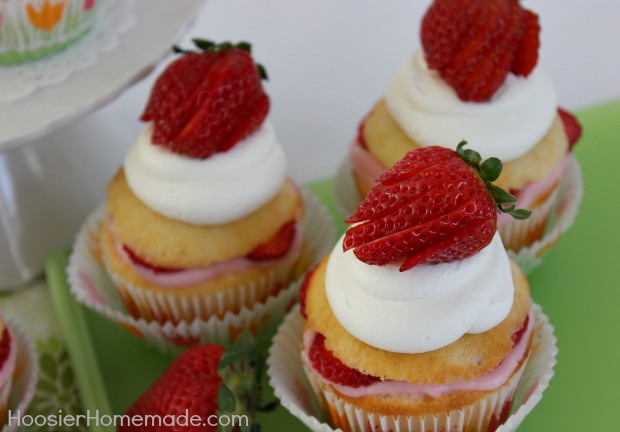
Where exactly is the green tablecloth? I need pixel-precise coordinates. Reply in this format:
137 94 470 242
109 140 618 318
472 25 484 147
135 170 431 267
44 99 620 431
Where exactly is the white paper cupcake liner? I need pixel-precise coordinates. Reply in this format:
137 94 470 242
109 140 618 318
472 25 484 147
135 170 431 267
506 156 583 273
334 156 583 274
68 188 336 354
268 304 557 432
1 318 39 432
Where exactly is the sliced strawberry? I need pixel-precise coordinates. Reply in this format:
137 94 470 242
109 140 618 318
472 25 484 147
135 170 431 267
511 9 541 76
141 41 269 159
421 0 540 102
558 107 583 151
511 314 530 345
247 220 296 261
309 333 379 388
343 142 529 271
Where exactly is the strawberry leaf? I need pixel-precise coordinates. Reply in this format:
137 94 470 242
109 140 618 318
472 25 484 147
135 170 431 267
480 157 502 182
217 383 236 413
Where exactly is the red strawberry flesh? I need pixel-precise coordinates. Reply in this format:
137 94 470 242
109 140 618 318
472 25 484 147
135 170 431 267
421 0 540 102
142 48 269 159
120 344 224 432
343 146 497 271
247 220 297 261
309 333 379 388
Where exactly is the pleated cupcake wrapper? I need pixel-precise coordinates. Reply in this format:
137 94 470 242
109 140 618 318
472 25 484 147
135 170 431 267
268 304 557 432
334 156 583 274
105 243 301 325
0 0 97 64
68 188 336 354
1 317 39 432
505 156 583 274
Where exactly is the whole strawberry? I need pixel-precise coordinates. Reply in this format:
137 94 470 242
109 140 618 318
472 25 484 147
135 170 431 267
141 39 269 159
421 0 540 102
343 142 530 271
119 332 266 432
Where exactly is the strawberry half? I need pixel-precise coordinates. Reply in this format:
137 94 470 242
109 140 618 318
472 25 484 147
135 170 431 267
421 0 540 102
141 40 269 159
120 332 267 432
343 142 530 271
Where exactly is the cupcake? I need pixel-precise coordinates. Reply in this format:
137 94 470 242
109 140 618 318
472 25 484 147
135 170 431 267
344 0 582 257
278 143 555 432
99 40 305 325
0 0 97 64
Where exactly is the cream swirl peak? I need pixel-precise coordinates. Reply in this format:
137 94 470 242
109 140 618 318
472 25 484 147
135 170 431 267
124 122 287 225
326 233 514 354
384 50 557 161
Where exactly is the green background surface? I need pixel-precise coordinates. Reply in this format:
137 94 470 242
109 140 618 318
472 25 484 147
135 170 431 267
46 99 620 431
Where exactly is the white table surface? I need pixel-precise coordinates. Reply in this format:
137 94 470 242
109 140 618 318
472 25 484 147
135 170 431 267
2 0 619 286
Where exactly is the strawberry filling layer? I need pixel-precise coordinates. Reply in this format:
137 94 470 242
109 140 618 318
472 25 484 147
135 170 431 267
302 311 533 399
109 220 303 289
0 328 16 391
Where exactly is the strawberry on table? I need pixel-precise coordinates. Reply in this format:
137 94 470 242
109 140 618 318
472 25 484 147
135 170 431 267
141 39 269 159
119 332 268 432
421 0 541 102
343 142 530 271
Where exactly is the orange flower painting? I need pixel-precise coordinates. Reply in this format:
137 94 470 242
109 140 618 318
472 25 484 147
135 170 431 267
26 0 66 32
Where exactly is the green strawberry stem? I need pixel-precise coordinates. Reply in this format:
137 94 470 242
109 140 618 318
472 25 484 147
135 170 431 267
216 320 280 432
173 39 269 81
456 141 531 220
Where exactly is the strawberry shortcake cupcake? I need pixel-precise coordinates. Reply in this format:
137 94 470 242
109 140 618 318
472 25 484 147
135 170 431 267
343 0 582 259
270 143 557 432
99 40 305 325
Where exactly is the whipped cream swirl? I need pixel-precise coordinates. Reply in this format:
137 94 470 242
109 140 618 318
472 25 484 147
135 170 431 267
124 122 287 225
326 233 514 354
384 51 557 161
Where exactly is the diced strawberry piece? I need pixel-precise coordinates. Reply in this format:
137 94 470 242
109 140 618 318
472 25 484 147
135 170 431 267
309 333 380 388
558 107 583 151
123 245 182 274
247 220 296 261
0 328 11 368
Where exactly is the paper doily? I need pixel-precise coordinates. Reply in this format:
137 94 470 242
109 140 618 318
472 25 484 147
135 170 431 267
0 0 135 104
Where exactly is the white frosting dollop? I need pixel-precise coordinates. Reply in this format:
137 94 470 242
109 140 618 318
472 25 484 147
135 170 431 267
124 122 287 225
325 233 514 354
384 50 557 161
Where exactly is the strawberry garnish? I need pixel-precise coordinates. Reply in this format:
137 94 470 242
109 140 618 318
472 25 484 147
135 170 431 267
421 0 540 102
141 39 269 159
558 108 583 152
309 333 379 388
247 221 296 261
123 245 182 274
120 332 269 432
343 142 530 271
299 266 317 319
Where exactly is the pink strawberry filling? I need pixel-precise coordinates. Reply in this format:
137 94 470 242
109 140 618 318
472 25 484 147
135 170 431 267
302 311 533 399
0 328 16 391
108 220 303 289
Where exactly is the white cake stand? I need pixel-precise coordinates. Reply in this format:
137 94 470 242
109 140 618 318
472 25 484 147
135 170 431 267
0 0 204 289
